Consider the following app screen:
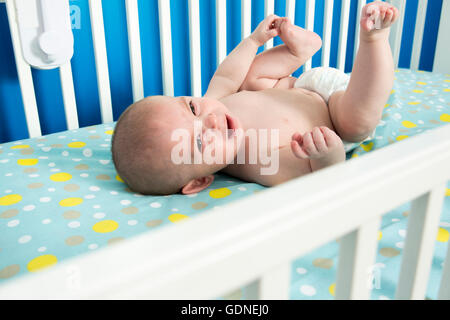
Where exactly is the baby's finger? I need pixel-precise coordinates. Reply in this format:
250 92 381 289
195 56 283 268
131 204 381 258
291 141 309 159
320 127 341 148
302 132 319 157
292 132 303 144
312 127 327 153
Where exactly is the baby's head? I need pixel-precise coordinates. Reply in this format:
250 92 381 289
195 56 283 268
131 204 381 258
112 96 243 195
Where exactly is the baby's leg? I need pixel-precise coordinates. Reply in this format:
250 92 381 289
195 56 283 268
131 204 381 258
328 1 398 142
240 18 322 91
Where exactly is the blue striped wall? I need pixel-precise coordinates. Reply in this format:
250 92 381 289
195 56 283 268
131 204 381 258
0 0 443 143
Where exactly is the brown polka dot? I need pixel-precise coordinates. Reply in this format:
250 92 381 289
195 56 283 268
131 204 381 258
191 202 208 210
108 237 124 245
121 207 139 215
1 209 19 219
64 184 80 192
63 210 81 220
379 247 400 258
23 167 38 174
36 138 47 142
0 264 20 279
50 144 63 148
89 135 101 140
430 120 441 125
423 105 432 110
96 174 111 181
28 183 44 189
402 211 410 217
75 164 89 170
65 235 85 246
146 219 163 228
0 150 3 155
312 258 334 269
223 289 243 300
20 148 34 155
408 110 418 114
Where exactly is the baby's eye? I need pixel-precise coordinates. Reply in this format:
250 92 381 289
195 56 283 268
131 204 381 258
196 135 202 152
189 101 196 115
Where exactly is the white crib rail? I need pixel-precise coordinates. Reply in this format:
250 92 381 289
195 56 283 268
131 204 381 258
1 124 449 300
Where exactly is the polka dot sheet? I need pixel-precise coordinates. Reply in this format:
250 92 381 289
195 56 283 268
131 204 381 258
0 69 449 300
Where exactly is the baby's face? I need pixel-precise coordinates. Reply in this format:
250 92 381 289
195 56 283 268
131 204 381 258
148 95 244 181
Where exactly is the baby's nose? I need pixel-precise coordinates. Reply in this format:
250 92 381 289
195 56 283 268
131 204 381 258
204 113 218 129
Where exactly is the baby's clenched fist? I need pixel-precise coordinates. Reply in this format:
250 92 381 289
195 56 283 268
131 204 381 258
290 127 344 160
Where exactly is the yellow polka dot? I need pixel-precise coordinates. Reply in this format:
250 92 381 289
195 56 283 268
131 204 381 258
440 114 450 122
412 90 424 93
444 89 450 93
361 142 374 152
10 145 30 149
408 101 421 105
444 80 450 83
116 175 124 183
329 283 336 296
0 194 22 206
105 130 114 135
351 153 359 158
446 188 450 196
50 172 72 182
27 254 58 272
68 142 86 148
402 121 417 129
437 228 449 243
416 81 427 85
397 135 409 141
390 90 395 95
384 104 390 109
17 158 38 166
168 213 189 223
92 220 119 233
59 197 83 207
209 188 232 199
378 231 383 241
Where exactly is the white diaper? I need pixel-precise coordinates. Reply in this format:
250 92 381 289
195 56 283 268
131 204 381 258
294 67 350 103
295 67 375 153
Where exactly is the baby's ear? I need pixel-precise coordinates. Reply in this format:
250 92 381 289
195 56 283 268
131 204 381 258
181 175 214 195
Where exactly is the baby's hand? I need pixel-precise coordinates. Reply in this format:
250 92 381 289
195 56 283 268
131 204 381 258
290 127 344 160
249 15 281 47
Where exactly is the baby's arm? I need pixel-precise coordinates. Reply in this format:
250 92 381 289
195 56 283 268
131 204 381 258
204 15 279 100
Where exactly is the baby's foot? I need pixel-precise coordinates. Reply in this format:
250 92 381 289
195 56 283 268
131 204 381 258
275 17 322 58
290 127 344 160
360 1 399 40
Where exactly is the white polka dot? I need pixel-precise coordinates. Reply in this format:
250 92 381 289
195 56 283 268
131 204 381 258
186 193 198 198
296 267 307 275
83 149 93 157
120 200 131 206
48 162 56 167
89 186 100 192
50 169 60 173
88 244 98 250
398 229 407 238
29 174 40 178
110 191 118 195
40 197 51 203
391 218 400 222
47 188 56 192
38 246 47 252
128 220 138 226
238 187 247 191
62 151 69 156
4 189 12 193
93 212 106 219
42 219 52 224
440 222 450 228
23 205 35 212
7 220 20 227
150 202 161 208
80 173 89 178
93 205 101 209
84 194 96 199
5 173 13 177
396 241 404 249
171 208 179 212
68 221 80 228
300 285 316 296
18 235 32 244
72 158 82 162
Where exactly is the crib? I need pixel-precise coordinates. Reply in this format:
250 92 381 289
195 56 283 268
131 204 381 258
0 0 449 300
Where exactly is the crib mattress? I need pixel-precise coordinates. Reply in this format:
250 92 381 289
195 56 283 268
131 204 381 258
0 69 449 300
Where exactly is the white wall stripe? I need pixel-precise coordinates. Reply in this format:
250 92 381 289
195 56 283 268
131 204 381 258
353 0 366 66
188 0 202 97
286 0 296 24
125 0 144 102
388 0 406 69
5 0 41 138
304 0 315 71
438 240 450 300
337 0 351 71
158 0 174 96
241 0 252 40
59 63 79 130
321 0 334 68
411 0 427 71
264 0 275 50
433 0 450 73
88 0 114 123
216 0 227 66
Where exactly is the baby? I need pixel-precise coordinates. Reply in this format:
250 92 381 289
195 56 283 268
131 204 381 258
112 1 398 195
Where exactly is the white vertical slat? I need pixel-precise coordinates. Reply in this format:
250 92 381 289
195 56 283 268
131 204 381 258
388 0 406 69
304 0 315 71
216 0 227 65
433 0 450 73
125 0 144 102
247 264 291 299
188 0 202 97
321 0 334 67
353 0 366 66
438 239 450 300
396 184 447 300
5 0 41 138
158 0 174 96
337 0 351 71
335 218 381 300
264 0 275 50
59 63 79 130
241 0 251 40
286 0 296 24
88 0 114 123
410 0 428 71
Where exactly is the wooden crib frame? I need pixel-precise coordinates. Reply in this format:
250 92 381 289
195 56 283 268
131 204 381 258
0 0 449 300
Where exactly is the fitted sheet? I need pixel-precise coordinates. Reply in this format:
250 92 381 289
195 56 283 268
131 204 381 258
0 69 449 299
